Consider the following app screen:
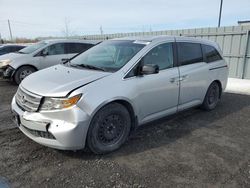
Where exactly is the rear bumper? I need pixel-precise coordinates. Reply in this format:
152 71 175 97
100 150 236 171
11 96 91 150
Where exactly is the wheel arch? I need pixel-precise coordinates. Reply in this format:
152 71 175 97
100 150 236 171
11 64 38 84
89 98 138 133
12 64 38 77
112 99 138 132
16 64 38 71
213 80 222 98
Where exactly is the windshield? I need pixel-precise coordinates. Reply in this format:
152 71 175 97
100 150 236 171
19 41 48 54
70 40 145 72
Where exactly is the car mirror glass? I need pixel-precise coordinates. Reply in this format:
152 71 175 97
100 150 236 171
141 64 159 75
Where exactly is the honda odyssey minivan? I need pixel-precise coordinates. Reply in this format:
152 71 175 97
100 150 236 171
0 39 99 84
11 36 228 154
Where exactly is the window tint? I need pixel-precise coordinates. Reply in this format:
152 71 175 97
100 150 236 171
0 47 7 53
8 46 18 52
202 44 222 63
143 43 173 70
4 47 11 52
65 43 94 54
46 43 66 55
15 46 25 51
19 41 47 54
177 42 203 65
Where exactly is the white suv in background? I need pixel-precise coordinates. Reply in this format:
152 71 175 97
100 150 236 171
0 39 100 84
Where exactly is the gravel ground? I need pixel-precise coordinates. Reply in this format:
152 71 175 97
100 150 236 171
0 79 250 188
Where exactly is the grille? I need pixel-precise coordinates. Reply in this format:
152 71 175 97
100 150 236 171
15 86 42 112
22 125 55 139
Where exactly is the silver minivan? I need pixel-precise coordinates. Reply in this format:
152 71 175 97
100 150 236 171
0 39 99 84
11 36 228 154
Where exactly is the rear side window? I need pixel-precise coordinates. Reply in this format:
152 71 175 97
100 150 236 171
8 46 19 52
177 42 203 66
0 46 16 53
202 44 222 63
66 43 94 54
0 47 7 53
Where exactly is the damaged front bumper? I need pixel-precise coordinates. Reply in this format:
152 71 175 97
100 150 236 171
0 65 15 79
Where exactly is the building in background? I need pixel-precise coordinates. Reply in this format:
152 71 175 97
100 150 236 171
238 20 250 26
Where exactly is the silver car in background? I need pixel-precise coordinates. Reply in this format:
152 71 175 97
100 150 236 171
0 39 99 84
11 36 228 154
0 44 26 56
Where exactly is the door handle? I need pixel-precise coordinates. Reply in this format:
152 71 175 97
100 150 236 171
170 75 188 83
181 75 189 81
170 78 176 83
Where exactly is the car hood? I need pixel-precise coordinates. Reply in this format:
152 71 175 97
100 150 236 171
21 64 111 97
0 52 29 68
0 52 27 61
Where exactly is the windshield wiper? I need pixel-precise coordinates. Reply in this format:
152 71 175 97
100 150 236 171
71 64 106 71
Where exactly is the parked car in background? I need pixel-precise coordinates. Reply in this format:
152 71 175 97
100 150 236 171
0 39 100 84
11 36 228 154
0 44 26 56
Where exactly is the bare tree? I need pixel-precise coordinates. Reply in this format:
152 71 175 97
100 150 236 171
100 25 103 35
149 25 152 32
62 18 72 38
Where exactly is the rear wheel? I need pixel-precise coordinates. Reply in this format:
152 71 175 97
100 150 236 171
201 82 220 111
14 66 36 84
87 103 131 154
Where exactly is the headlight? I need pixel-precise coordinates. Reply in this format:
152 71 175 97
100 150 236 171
40 94 82 111
0 59 12 68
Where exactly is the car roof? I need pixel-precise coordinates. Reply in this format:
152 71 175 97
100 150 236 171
0 44 26 47
42 39 101 45
112 35 218 47
174 36 219 47
112 35 174 42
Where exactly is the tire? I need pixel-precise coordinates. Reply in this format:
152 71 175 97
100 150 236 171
87 103 131 154
201 82 220 111
14 66 36 84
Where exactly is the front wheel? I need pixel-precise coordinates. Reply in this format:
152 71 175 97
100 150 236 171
14 66 36 84
87 103 131 154
201 82 220 111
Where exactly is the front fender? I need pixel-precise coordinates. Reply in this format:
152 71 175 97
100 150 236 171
89 97 138 120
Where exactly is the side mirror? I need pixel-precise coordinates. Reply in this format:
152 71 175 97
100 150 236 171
61 58 69 62
140 64 159 75
41 50 48 57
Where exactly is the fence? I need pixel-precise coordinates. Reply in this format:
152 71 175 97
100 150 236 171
83 25 250 79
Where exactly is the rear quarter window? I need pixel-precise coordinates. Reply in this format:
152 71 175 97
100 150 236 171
177 42 203 66
202 44 222 63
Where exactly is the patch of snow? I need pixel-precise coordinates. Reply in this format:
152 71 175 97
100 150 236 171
225 78 250 95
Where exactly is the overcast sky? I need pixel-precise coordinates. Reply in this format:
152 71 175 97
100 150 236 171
0 0 249 39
